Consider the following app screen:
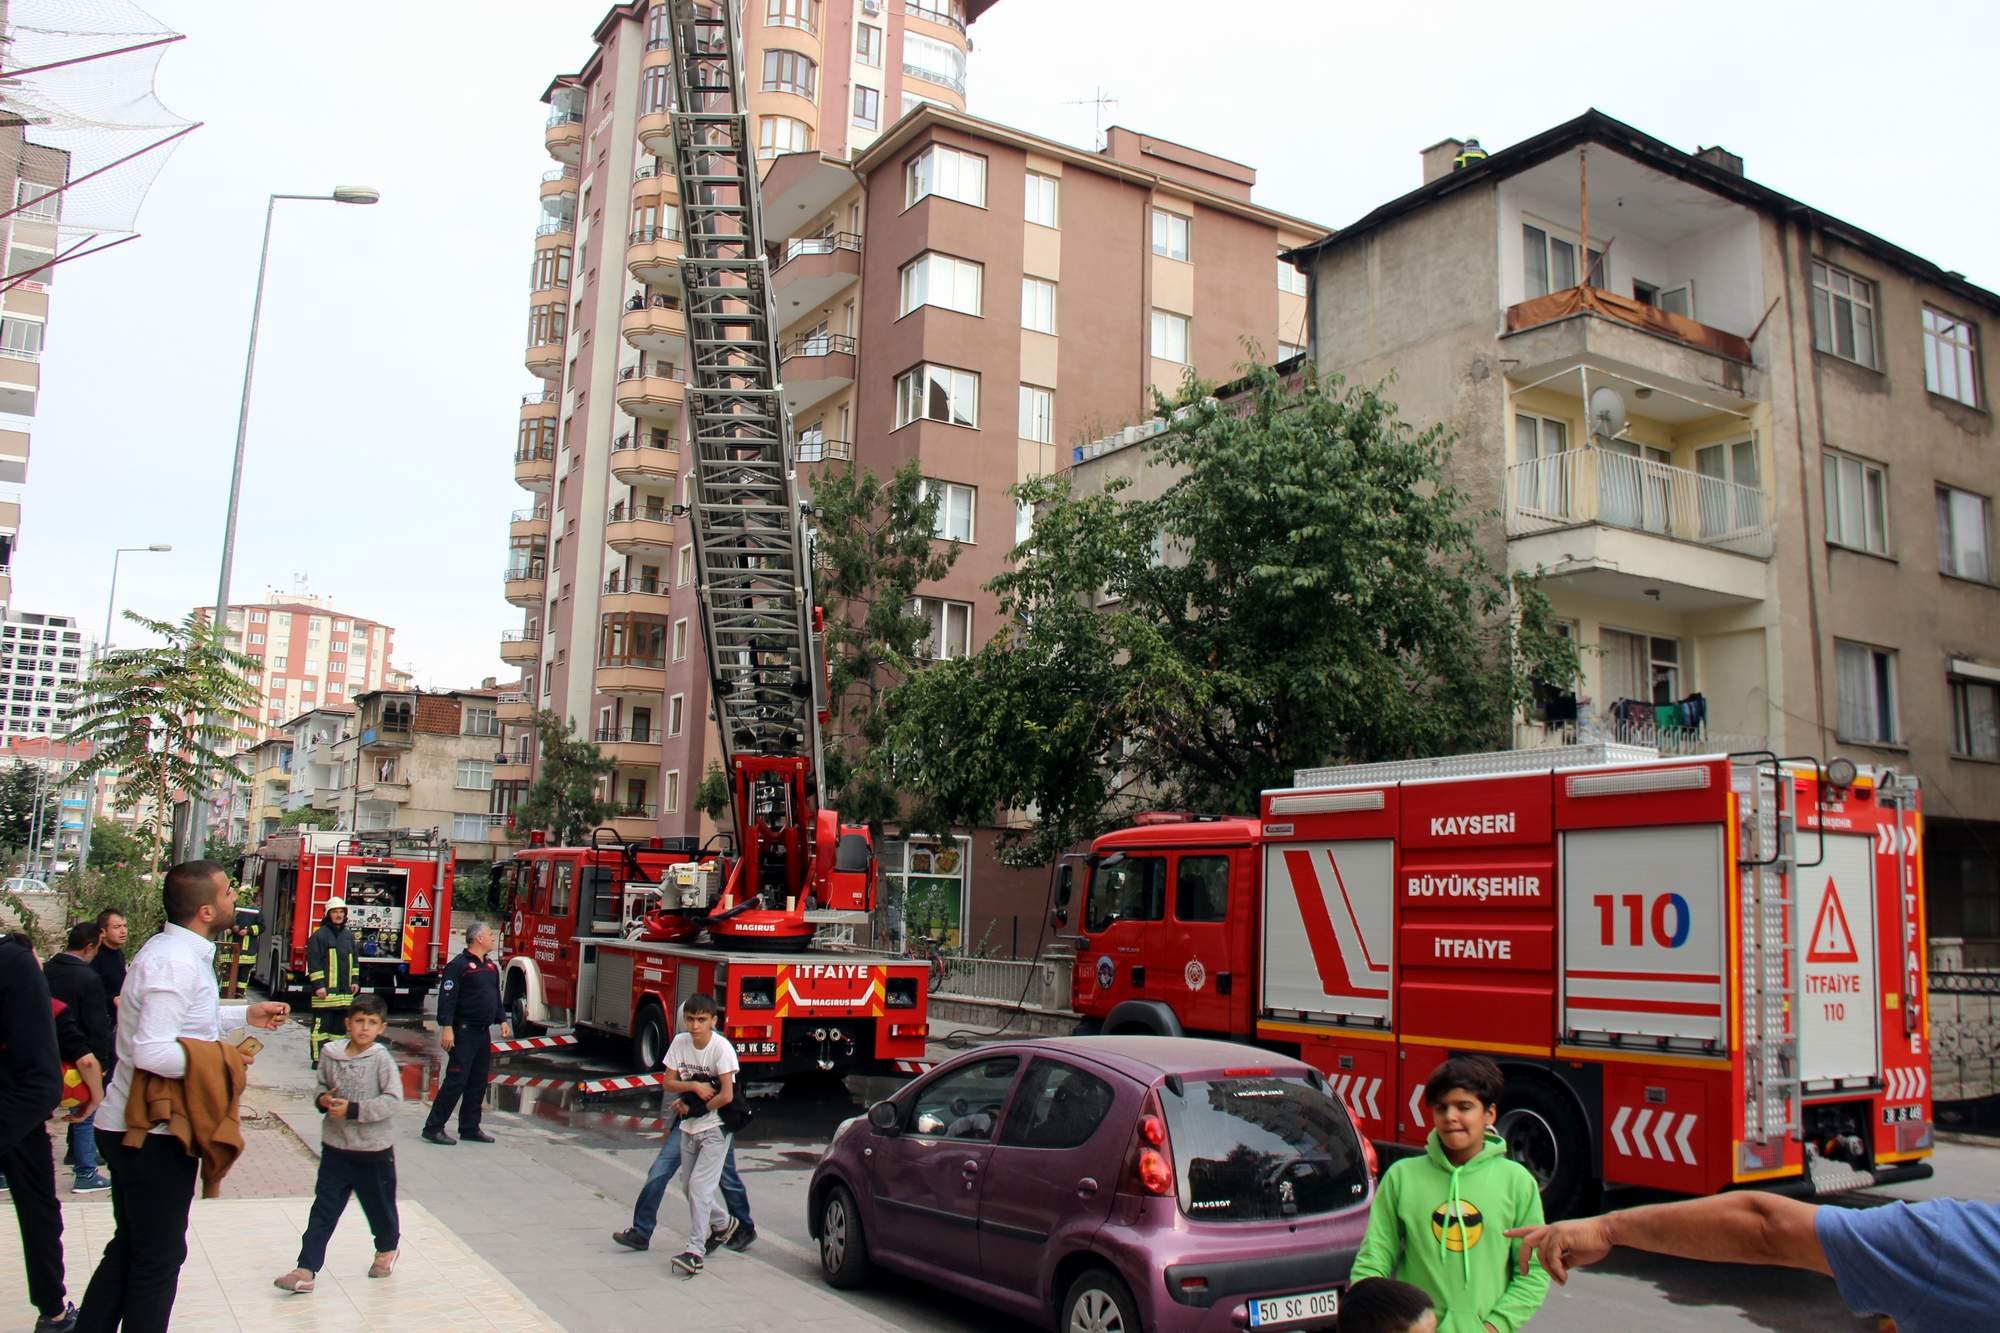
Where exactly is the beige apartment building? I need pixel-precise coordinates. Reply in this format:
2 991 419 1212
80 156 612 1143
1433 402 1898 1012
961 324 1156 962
1278 111 1997 953
0 127 68 613
201 590 397 749
242 736 293 843
349 687 506 866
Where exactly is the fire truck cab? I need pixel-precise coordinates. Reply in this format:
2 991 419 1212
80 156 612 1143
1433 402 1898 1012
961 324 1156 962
1065 746 1933 1214
245 828 456 1008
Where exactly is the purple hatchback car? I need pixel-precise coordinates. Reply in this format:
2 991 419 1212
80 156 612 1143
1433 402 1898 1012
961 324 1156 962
808 1036 1374 1333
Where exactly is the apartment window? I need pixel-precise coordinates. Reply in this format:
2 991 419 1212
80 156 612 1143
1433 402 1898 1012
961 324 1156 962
672 618 689 661
455 759 495 791
13 179 57 221
1278 341 1305 360
757 115 812 159
452 813 489 842
901 91 945 118
1951 672 2000 761
0 319 44 357
250 611 266 623
1151 209 1190 261
464 706 500 737
856 22 882 67
922 480 975 542
766 0 815 34
1016 499 1035 547
762 49 818 100
912 597 973 659
1277 259 1307 296
664 769 682 815
1150 309 1190 363
527 304 567 346
894 363 979 429
5 247 51 285
272 655 288 671
1811 261 1878 368
1823 451 1889 554
903 33 966 92
328 660 344 674
248 634 265 646
1835 640 1899 745
900 251 983 317
328 683 344 696
1522 223 1605 299
906 144 986 209
1018 384 1053 443
676 543 693 586
1021 277 1056 334
1938 485 1993 581
668 693 685 737
642 64 671 115
1024 172 1058 228
1923 307 1982 407
853 86 879 130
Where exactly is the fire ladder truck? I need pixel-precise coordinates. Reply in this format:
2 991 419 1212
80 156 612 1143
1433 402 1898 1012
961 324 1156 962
496 0 929 1079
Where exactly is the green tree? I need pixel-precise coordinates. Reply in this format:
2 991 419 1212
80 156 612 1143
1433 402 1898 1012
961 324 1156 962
810 460 958 835
510 709 618 846
280 806 338 830
695 759 731 822
84 821 148 870
886 363 1579 865
68 612 261 877
0 761 58 852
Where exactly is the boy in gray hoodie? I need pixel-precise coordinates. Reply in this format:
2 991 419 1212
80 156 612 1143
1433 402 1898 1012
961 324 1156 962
274 993 402 1293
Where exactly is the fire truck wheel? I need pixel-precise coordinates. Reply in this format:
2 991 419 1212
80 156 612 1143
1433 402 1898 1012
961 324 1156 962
508 987 544 1039
1495 1077 1588 1219
632 1002 670 1072
817 1183 870 1289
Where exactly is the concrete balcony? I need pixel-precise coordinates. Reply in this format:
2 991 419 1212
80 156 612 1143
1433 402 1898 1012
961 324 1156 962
1515 718 1767 757
615 364 685 423
1505 451 1771 610
540 165 578 202
499 631 540 666
0 354 39 418
496 692 534 724
761 151 860 244
513 445 556 493
495 748 533 783
610 432 679 484
602 576 672 617
510 506 549 542
778 332 856 415
503 560 547 607
773 233 861 328
545 108 583 162
638 108 673 155
606 807 660 842
520 389 558 427
0 429 25 484
622 293 687 360
626 225 685 288
594 727 663 766
904 1 969 36
605 503 678 556
632 163 678 210
525 332 564 379
595 660 667 696
356 779 410 805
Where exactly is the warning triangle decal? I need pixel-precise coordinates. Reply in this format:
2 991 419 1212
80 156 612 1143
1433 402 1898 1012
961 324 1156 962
411 891 431 911
1806 878 1859 964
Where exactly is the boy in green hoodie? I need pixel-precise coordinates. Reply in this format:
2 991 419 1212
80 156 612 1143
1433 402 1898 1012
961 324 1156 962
1350 1056 1549 1333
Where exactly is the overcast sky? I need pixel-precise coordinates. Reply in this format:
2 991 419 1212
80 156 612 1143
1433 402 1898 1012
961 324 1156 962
21 0 1997 688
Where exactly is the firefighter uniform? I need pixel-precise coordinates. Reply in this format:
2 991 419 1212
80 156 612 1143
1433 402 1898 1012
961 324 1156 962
229 882 260 992
306 899 360 1066
423 943 504 1142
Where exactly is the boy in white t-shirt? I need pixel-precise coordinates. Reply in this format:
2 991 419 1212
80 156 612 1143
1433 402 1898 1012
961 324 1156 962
660 992 739 1276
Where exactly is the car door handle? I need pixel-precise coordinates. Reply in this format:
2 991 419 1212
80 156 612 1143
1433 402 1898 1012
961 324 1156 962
1075 1177 1099 1198
961 1160 980 1177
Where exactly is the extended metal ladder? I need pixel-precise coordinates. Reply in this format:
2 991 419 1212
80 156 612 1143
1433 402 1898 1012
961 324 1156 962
664 0 823 778
1733 762 1802 1166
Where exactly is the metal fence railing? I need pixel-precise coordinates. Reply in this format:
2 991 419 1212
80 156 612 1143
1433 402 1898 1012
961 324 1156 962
1505 451 1773 558
930 955 1073 1011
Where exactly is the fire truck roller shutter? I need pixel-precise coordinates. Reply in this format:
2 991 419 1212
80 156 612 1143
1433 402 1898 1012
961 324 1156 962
1101 999 1185 1037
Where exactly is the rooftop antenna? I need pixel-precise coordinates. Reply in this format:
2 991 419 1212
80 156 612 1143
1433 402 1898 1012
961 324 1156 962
1064 86 1118 151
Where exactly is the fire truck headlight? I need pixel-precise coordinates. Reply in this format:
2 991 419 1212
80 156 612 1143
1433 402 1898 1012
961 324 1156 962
739 979 775 1009
884 977 918 1009
1828 757 1859 789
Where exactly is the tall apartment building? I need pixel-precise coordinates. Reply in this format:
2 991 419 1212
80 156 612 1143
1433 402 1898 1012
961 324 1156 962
0 127 70 613
0 609 89 740
201 590 396 748
0 734 92 866
504 2 1326 944
1280 111 1998 956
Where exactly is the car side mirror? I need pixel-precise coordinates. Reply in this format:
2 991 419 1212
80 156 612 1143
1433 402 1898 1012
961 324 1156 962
866 1100 901 1135
1056 864 1073 909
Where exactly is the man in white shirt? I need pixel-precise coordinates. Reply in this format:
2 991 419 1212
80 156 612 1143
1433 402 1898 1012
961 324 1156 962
76 861 288 1333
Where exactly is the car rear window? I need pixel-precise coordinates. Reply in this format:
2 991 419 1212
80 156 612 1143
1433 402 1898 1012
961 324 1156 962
1160 1075 1369 1222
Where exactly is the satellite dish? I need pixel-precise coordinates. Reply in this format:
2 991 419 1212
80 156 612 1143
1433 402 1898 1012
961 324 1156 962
1589 385 1628 439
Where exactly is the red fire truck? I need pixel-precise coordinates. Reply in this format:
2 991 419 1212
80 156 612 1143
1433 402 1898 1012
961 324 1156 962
245 828 456 1008
1064 745 1933 1213
497 832 930 1078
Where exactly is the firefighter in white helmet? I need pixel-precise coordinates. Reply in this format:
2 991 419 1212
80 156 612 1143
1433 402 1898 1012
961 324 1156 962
306 898 358 1067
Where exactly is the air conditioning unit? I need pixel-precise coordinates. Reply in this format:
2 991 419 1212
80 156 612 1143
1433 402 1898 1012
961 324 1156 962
862 0 881 12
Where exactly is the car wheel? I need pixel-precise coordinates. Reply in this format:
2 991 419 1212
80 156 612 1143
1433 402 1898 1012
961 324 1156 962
1495 1077 1588 1219
1060 1267 1140 1333
818 1184 870 1289
632 1003 669 1072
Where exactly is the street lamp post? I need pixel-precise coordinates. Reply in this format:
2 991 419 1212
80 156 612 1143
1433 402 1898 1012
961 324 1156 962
76 542 172 874
187 187 379 862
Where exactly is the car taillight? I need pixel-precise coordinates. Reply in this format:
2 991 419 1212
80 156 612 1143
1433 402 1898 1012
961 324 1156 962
1127 1089 1175 1197
1139 1114 1165 1147
1137 1146 1174 1195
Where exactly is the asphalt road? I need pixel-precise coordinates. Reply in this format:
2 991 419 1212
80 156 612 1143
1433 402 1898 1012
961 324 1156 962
389 1012 1992 1332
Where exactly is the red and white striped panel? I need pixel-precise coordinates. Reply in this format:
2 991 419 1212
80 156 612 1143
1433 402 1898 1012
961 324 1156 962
490 1033 581 1054
485 1072 580 1092
579 1071 675 1096
889 1059 932 1077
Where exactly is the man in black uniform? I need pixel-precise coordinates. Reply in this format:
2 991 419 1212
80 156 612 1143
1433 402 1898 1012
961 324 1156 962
421 922 510 1145
3 931 80 1331
89 910 127 1027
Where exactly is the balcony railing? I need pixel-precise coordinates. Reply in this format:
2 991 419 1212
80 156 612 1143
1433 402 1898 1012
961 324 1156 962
610 802 660 819
600 653 667 671
903 62 966 96
1518 718 1768 757
625 292 684 313
500 630 540 643
594 727 660 744
1505 451 1772 558
613 432 680 453
608 502 673 523
541 166 578 184
628 225 684 245
794 437 852 463
618 362 679 382
505 560 547 581
510 507 548 523
514 444 556 463
535 217 574 237
905 2 967 34
546 108 583 129
605 575 667 594
494 747 532 766
779 332 858 361
521 390 559 407
779 232 862 266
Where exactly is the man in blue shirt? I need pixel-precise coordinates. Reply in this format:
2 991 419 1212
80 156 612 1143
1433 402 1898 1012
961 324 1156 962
1505 1191 1993 1332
